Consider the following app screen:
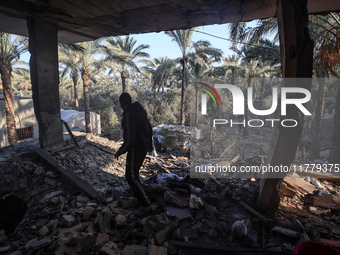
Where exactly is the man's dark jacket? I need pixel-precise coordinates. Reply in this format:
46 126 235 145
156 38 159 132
116 102 153 156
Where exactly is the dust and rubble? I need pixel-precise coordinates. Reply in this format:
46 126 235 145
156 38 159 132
0 134 340 255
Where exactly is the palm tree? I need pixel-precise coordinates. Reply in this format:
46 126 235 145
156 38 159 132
13 67 31 93
59 48 82 110
62 39 101 133
165 28 223 125
240 60 273 136
0 33 27 145
188 57 214 124
149 57 176 93
100 36 150 93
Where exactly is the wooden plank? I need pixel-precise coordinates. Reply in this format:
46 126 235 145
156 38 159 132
283 177 316 195
35 148 98 199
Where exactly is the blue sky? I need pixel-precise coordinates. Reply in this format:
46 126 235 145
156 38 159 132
20 22 259 65
20 23 237 64
131 23 235 60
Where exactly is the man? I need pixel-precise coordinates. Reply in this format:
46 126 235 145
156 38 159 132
115 93 153 218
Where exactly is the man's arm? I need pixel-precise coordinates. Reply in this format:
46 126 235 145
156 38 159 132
115 111 136 158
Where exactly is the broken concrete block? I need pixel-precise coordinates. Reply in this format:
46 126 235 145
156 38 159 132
0 246 10 253
100 242 121 255
148 245 167 255
38 226 49 236
155 227 171 245
83 207 95 221
65 232 78 247
98 207 112 233
77 195 90 203
164 191 186 208
61 215 75 227
34 166 44 176
81 233 96 247
121 198 138 209
42 190 62 202
208 228 218 239
122 245 147 255
31 237 53 251
176 228 199 240
147 213 169 231
96 233 110 247
189 194 203 209
114 215 126 228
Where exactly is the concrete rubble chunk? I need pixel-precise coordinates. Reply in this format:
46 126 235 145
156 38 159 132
122 245 148 255
96 233 110 247
34 166 44 176
99 242 121 255
155 227 171 245
31 237 53 251
61 215 75 227
83 207 95 221
98 207 112 233
81 233 96 247
0 246 10 253
42 190 62 202
148 245 167 255
38 226 49 236
65 232 78 247
77 195 90 203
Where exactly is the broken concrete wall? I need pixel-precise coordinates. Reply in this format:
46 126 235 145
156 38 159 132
0 99 39 147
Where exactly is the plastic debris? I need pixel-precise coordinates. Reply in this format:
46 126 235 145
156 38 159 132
311 178 324 189
189 194 203 209
231 220 247 236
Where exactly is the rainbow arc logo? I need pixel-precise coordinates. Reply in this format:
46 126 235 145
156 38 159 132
198 82 222 107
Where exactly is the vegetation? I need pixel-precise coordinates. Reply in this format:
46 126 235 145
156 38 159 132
0 33 27 145
1 12 340 164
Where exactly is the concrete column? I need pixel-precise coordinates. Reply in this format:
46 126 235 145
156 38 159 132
27 18 63 150
257 0 313 212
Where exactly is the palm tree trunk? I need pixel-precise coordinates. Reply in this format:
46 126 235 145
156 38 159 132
259 77 266 120
243 77 254 136
81 71 91 133
330 84 340 164
195 83 199 125
121 71 127 93
0 64 17 145
180 61 186 126
72 77 79 111
311 79 328 159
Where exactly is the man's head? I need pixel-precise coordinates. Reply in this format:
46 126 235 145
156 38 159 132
119 93 132 110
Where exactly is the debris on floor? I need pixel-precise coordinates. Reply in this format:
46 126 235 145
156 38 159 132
0 134 340 254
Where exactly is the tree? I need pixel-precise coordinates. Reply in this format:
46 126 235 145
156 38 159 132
0 33 27 145
149 57 176 93
13 67 31 93
100 36 150 93
188 57 214 124
59 47 82 110
165 28 222 125
77 40 102 133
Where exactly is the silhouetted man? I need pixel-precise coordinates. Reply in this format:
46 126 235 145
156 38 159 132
115 93 153 218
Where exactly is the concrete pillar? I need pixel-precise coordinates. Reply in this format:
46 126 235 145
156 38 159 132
257 0 313 212
27 18 63 150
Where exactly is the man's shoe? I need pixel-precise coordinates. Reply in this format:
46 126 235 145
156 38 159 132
133 206 152 218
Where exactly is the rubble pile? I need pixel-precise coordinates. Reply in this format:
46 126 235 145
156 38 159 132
0 135 340 255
